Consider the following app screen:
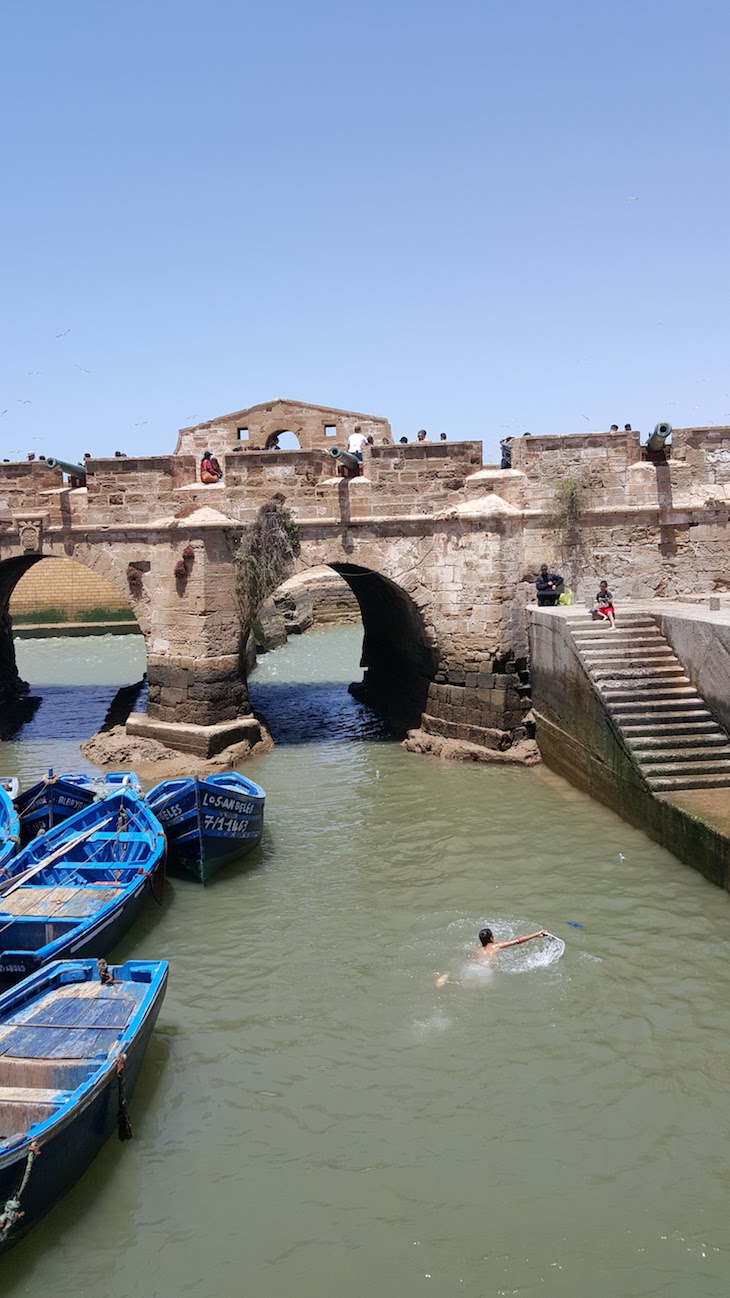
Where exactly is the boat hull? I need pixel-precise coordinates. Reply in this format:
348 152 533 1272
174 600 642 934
0 789 166 990
147 774 265 885
15 773 141 845
0 787 20 875
0 959 168 1252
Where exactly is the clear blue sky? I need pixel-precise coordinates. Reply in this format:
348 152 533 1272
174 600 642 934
1 0 728 463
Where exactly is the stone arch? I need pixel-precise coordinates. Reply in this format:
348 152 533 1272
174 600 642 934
329 563 438 731
247 550 439 735
264 430 301 451
0 548 147 706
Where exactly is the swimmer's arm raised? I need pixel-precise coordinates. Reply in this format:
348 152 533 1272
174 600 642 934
494 930 547 950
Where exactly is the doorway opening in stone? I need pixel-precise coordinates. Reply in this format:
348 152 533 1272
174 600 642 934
264 430 301 451
0 554 147 749
245 563 437 747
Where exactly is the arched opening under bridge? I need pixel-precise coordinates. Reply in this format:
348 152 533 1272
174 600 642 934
0 554 146 746
246 562 437 744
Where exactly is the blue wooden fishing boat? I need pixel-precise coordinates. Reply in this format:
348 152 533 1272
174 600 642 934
146 772 265 885
0 956 168 1252
0 789 165 990
15 770 140 845
0 789 20 876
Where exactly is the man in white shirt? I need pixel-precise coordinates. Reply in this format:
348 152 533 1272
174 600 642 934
347 426 369 462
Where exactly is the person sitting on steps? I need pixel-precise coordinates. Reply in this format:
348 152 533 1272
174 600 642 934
590 580 616 629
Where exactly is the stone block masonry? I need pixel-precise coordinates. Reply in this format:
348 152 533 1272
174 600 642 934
1 398 730 769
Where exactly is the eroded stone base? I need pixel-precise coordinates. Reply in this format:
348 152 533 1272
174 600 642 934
125 713 271 759
403 727 540 766
81 722 272 781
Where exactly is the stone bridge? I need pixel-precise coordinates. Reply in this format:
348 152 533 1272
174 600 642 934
2 399 730 759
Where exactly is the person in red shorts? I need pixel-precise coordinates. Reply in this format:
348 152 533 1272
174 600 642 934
591 580 616 629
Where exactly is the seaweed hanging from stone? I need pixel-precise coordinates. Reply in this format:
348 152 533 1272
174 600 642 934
234 495 301 631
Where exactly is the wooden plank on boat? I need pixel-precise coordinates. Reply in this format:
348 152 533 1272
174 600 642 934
0 1025 120 1059
0 1086 64 1104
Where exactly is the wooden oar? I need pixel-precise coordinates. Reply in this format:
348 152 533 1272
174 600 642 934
0 818 113 901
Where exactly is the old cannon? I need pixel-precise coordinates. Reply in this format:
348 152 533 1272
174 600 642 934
646 422 672 452
327 446 361 473
45 457 87 481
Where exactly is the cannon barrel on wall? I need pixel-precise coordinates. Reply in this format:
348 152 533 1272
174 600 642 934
327 446 361 471
646 422 672 452
45 457 87 480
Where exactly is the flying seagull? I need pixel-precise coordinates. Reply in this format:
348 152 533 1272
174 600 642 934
133 420 147 427
56 329 71 337
74 364 90 373
626 196 638 202
580 414 591 422
0 410 7 417
27 370 41 376
17 399 31 405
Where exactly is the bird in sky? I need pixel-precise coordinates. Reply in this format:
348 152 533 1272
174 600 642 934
0 410 7 417
17 399 31 405
134 419 147 427
626 196 639 202
27 370 41 376
74 364 90 373
580 414 591 422
56 328 71 337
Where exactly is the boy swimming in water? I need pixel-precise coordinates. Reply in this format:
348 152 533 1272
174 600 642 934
435 926 549 985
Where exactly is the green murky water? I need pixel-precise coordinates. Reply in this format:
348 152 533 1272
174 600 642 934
2 629 730 1298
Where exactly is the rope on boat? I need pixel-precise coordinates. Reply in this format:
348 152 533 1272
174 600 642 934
116 1056 133 1141
0 1140 40 1243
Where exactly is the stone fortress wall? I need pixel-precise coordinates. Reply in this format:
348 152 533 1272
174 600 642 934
1 398 729 764
174 398 392 458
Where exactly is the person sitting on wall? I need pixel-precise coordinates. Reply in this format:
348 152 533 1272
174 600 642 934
416 429 430 444
500 436 513 468
535 563 563 606
590 581 616 630
200 449 223 484
440 433 448 442
610 424 619 431
265 434 280 450
399 436 408 444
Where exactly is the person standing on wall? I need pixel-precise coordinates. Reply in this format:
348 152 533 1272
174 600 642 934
535 564 563 606
500 436 513 468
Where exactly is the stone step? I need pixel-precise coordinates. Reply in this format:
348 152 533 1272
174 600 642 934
602 685 694 703
591 666 686 682
633 747 727 763
580 648 675 662
647 772 730 791
620 714 718 730
573 634 666 649
608 700 711 718
628 732 730 751
640 756 730 775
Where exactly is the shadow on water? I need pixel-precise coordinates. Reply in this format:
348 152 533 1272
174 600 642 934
1 676 149 744
248 679 392 746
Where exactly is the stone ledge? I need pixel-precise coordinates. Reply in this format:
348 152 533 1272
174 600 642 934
126 713 264 758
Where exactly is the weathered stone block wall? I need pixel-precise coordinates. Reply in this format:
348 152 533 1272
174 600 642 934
511 429 640 509
175 398 391 459
9 558 131 619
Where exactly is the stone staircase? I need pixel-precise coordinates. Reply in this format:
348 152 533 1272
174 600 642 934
565 612 730 793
